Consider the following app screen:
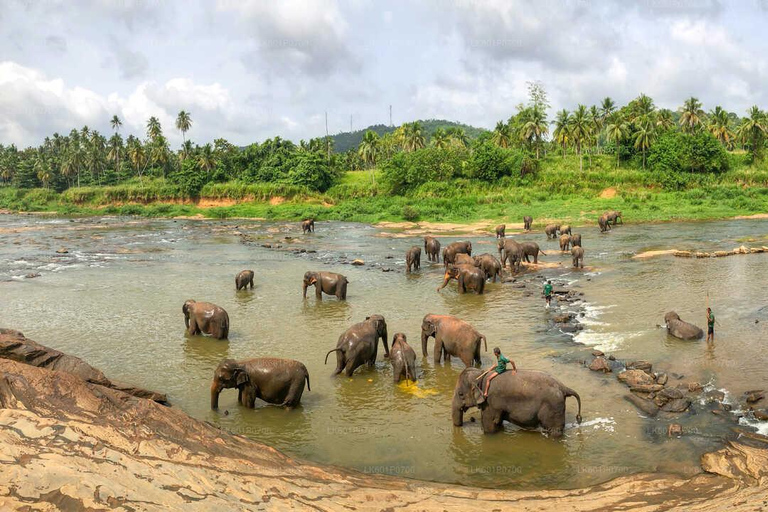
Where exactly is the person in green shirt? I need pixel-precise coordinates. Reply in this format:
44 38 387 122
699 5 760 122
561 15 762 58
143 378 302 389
707 307 715 342
543 280 553 308
483 347 517 398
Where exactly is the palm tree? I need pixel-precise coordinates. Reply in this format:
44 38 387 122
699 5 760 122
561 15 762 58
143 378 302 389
736 106 767 161
552 109 570 157
631 93 655 121
176 111 192 156
521 105 549 159
491 121 512 148
197 143 215 175
707 106 735 148
357 130 380 184
569 105 590 172
401 122 425 152
35 158 52 189
110 115 122 133
606 117 629 168
146 117 162 140
589 105 603 154
679 97 705 133
445 127 469 147
600 97 616 122
0 165 12 184
109 115 123 176
656 109 675 131
633 119 655 170
127 140 147 177
430 128 450 149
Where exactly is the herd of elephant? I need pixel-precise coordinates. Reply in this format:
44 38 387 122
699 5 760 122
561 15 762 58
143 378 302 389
188 213 628 438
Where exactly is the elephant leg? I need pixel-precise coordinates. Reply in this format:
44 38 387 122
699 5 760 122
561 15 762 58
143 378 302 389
539 404 565 438
434 337 443 364
315 285 323 300
459 351 473 366
344 359 358 377
249 279 254 289
338 281 347 300
282 380 304 408
187 317 198 336
481 408 503 434
333 352 345 375
477 280 485 294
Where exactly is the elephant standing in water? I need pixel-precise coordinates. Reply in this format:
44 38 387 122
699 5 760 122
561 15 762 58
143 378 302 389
520 242 545 264
664 312 704 340
424 236 441 262
559 234 571 252
442 241 472 267
606 211 623 226
473 253 503 282
421 314 487 366
437 265 486 294
598 214 611 233
571 233 582 247
210 358 310 410
325 315 389 376
452 368 582 436
559 224 572 236
571 246 584 268
498 239 523 272
183 300 229 339
405 246 421 273
390 333 417 383
524 216 533 231
303 271 348 300
545 224 560 239
495 224 506 238
302 219 315 233
235 270 254 290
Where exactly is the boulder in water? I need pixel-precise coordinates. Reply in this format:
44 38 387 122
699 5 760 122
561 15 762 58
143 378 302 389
618 369 656 388
625 394 659 416
626 360 653 373
661 399 691 413
589 357 611 373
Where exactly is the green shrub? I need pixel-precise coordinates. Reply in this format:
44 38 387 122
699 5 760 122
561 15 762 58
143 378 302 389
402 205 419 221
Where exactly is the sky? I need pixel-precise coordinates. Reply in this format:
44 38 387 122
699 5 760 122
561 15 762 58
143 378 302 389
1 0 767 148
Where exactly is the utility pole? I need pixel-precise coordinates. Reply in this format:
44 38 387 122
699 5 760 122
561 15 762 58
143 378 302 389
325 111 330 163
389 105 393 127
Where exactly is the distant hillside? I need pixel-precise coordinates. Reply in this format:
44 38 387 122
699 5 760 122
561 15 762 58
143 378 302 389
330 119 488 153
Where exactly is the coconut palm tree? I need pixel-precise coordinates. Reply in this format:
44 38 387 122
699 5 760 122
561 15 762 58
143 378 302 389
631 93 655 121
600 97 616 122
35 157 52 189
707 106 735 148
633 119 655 170
656 109 675 132
110 115 122 133
146 117 162 141
445 127 468 147
679 97 705 133
127 139 147 177
491 121 511 149
358 130 381 184
589 105 603 154
176 111 192 156
606 117 629 168
197 143 215 175
430 128 450 149
569 105 590 172
521 105 549 159
736 106 767 161
552 109 570 158
401 122 425 152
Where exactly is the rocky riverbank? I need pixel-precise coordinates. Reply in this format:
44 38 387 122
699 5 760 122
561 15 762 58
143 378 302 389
1 329 768 510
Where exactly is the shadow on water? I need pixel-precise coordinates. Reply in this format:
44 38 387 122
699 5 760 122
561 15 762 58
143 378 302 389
301 297 352 322
183 335 231 367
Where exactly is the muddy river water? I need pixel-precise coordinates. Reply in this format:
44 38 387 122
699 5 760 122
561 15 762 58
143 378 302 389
1 214 767 489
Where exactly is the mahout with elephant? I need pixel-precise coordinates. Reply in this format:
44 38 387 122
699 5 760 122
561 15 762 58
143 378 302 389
183 300 230 339
473 253 503 282
452 367 582 436
325 315 389 376
442 241 472 267
302 271 348 300
421 314 486 367
235 270 254 291
302 219 315 233
664 311 704 340
437 264 486 294
210 358 310 410
405 246 421 273
424 236 441 262
571 246 584 268
544 224 560 239
390 333 417 383
523 216 533 231
495 224 506 238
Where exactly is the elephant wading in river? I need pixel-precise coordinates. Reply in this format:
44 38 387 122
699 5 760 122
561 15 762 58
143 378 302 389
421 314 486 366
473 253 502 282
606 211 623 226
210 358 310 410
571 234 582 247
560 224 572 236
598 214 611 233
236 270 254 290
326 315 390 376
442 241 472 267
495 224 506 238
524 216 533 231
545 224 560 239
303 271 348 300
302 219 315 233
559 234 571 252
437 265 486 294
498 239 523 272
520 242 545 264
664 311 704 340
571 246 584 268
424 236 441 262
405 246 421 273
452 368 582 436
183 300 229 339
390 333 417 383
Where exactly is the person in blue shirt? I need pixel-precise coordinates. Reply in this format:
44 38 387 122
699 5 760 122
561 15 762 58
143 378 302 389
483 347 516 398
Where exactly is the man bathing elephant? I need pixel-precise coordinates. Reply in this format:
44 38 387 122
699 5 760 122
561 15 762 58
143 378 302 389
326 315 389 376
665 311 704 340
303 271 348 300
421 314 486 367
183 300 229 339
405 246 421 273
442 241 472 267
235 270 254 291
210 358 310 410
424 236 441 262
302 219 315 233
437 265 486 294
452 367 582 436
390 333 417 383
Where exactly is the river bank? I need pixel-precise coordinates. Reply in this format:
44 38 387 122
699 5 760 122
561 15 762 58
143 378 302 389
1 328 767 511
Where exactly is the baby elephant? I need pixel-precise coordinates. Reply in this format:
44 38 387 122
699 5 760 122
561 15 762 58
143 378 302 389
210 358 310 410
664 311 704 340
183 299 229 339
390 333 417 383
571 246 584 268
326 315 389 376
302 219 315 233
236 269 254 290
571 233 582 247
559 234 571 252
545 223 560 239
495 224 506 238
405 246 421 272
523 216 533 231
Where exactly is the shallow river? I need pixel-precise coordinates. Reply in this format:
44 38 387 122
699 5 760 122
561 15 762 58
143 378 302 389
1 214 767 489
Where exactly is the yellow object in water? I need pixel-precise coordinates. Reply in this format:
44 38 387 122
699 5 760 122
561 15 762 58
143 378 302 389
396 380 438 398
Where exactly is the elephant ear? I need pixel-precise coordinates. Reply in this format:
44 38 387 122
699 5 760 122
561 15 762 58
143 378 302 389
471 381 486 405
235 370 249 386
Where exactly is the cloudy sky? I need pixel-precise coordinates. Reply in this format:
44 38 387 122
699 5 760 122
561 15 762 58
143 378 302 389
1 0 767 148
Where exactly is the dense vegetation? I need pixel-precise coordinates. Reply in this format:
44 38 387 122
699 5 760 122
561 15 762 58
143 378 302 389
2 82 768 225
330 120 486 153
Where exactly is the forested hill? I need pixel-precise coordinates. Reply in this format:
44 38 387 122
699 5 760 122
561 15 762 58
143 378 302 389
331 119 487 153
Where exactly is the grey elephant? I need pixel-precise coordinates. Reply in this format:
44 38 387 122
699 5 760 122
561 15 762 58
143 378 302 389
390 333 417 383
598 214 611 232
495 224 506 238
452 367 582 436
236 270 254 291
405 246 421 273
571 233 582 247
183 300 229 339
442 241 472 267
421 313 487 366
559 224 572 236
545 224 560 239
325 315 389 376
606 211 623 225
437 265 485 294
302 219 315 233
498 239 523 272
210 358 310 410
424 236 441 262
523 216 533 231
559 234 571 252
664 311 704 340
473 253 503 282
303 271 348 300
520 241 545 264
454 253 475 266
571 246 584 268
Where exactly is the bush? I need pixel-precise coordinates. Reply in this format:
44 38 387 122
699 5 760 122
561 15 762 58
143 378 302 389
285 152 339 192
169 160 207 197
381 146 468 194
402 205 419 221
648 131 729 175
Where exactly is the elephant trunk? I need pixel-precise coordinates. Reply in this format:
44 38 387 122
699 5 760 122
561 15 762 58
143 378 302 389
381 326 389 357
421 330 429 357
210 380 222 410
452 395 465 426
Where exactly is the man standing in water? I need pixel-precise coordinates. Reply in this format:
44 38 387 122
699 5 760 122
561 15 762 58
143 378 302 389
483 347 516 398
543 280 553 308
707 307 715 342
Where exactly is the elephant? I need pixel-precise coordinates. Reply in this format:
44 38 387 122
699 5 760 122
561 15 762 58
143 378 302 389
442 241 472 267
454 253 475 266
302 219 315 233
524 216 533 231
559 234 571 252
544 224 560 239
473 253 502 282
183 300 229 339
437 265 485 294
235 270 254 291
495 224 506 238
303 271 348 300
424 236 441 262
664 312 704 340
325 315 389 376
405 246 421 273
571 233 582 247
598 214 611 233
606 211 623 226
452 367 582 436
210 358 310 410
498 239 523 272
421 314 487 366
560 224 572 236
520 242 545 264
571 246 584 268
390 333 417 383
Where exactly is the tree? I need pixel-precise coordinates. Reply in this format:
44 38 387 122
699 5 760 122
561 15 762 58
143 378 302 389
551 109 570 158
589 105 603 154
656 109 675 132
176 111 192 156
491 121 511 149
445 127 469 147
357 130 380 184
430 128 450 149
736 106 767 161
35 157 51 189
679 97 705 134
600 97 616 122
707 106 735 149
146 117 162 141
606 117 630 168
568 105 590 172
400 122 425 152
521 104 549 159
197 143 216 175
633 119 655 170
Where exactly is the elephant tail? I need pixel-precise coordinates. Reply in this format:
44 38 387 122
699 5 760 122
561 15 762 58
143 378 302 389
539 249 547 256
480 334 487 352
563 385 582 424
324 348 341 365
305 371 311 392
